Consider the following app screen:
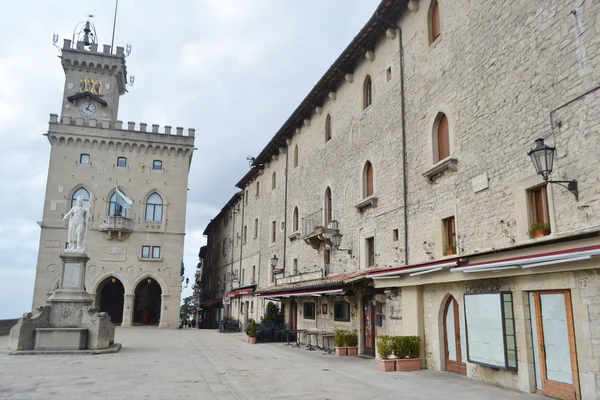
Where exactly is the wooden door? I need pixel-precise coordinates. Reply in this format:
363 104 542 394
532 290 579 400
443 296 466 374
363 296 376 356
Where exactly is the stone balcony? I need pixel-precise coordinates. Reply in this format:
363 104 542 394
301 209 340 250
275 270 324 286
98 216 133 240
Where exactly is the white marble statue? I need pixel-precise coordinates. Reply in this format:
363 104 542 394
63 197 89 251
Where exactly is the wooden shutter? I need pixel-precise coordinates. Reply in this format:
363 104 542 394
444 217 455 247
366 162 374 197
530 186 549 224
432 1 441 42
437 114 450 161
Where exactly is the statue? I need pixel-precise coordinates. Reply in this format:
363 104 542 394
63 197 90 251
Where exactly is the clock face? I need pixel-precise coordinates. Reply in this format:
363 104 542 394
79 101 96 117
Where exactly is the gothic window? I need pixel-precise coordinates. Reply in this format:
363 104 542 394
117 157 127 168
325 187 332 223
152 160 162 170
293 207 299 232
435 113 450 162
80 154 90 164
109 191 127 217
363 75 373 109
272 172 277 190
71 187 90 209
363 161 374 198
429 0 442 44
145 193 163 222
325 114 332 142
294 145 299 168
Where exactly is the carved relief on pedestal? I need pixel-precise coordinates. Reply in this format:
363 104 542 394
163 267 173 277
45 240 62 248
101 246 126 261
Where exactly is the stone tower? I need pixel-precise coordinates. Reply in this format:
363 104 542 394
31 36 195 328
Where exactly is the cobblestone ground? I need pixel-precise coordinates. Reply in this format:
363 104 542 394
0 328 546 400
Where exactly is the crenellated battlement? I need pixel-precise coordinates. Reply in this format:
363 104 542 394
49 114 195 138
62 39 124 58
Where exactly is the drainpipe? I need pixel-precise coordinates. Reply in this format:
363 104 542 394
283 143 289 275
239 191 245 281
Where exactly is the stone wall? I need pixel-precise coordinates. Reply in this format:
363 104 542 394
0 319 18 336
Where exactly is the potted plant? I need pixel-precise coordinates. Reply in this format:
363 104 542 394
334 329 347 356
246 320 257 344
346 330 358 356
392 336 421 371
376 335 395 372
529 223 551 239
443 244 456 256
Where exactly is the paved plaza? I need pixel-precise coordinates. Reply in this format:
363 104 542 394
0 328 546 400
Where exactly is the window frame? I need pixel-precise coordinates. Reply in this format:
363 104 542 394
152 246 161 259
254 218 259 239
272 171 276 190
109 191 127 217
293 207 299 232
442 216 456 255
243 225 247 244
141 246 151 259
363 75 373 109
429 0 442 45
152 160 162 170
145 192 163 222
71 187 90 209
271 220 276 243
79 153 90 164
334 301 351 322
303 302 316 320
363 161 374 198
529 185 550 226
325 114 332 142
366 237 375 267
294 145 299 168
256 181 260 197
116 157 127 168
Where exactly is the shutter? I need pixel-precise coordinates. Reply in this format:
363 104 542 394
437 114 450 161
432 1 441 41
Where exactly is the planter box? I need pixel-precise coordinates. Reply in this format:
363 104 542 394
532 229 550 238
395 358 420 371
379 359 396 372
247 336 257 344
347 346 358 356
335 347 347 356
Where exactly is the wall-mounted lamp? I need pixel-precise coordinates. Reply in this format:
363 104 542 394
331 232 352 256
528 138 578 201
270 255 279 268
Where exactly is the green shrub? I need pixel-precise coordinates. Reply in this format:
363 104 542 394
391 336 421 359
346 330 358 347
334 329 347 347
528 222 551 238
376 335 393 360
247 320 256 338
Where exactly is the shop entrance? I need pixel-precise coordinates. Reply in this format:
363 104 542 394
133 278 162 326
443 296 466 374
529 290 579 400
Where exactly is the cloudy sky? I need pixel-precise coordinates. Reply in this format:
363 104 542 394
0 0 381 318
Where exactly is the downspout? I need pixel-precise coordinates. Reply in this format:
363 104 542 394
229 204 236 318
239 192 245 280
283 144 289 275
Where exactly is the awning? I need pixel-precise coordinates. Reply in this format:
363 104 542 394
367 260 459 279
202 298 222 307
226 287 254 298
256 288 343 298
452 244 600 273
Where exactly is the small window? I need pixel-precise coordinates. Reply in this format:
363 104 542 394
294 145 299 168
324 250 331 265
442 216 456 256
325 114 332 142
386 67 392 82
334 301 350 322
241 269 245 285
363 75 373 109
271 221 276 243
280 221 285 231
117 157 127 168
430 0 441 44
80 154 90 164
393 229 399 241
252 265 256 283
256 181 260 197
254 218 259 238
141 246 150 258
436 113 450 162
293 259 298 274
272 172 277 190
325 187 333 222
245 190 249 205
366 237 375 267
303 302 315 319
293 207 299 232
243 225 247 244
363 161 374 198
152 246 161 259
528 185 551 238
152 160 162 170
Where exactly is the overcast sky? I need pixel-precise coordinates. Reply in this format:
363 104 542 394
0 0 381 318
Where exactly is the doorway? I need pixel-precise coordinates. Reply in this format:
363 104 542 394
133 278 162 325
530 290 579 400
363 295 376 356
443 296 466 374
97 276 124 324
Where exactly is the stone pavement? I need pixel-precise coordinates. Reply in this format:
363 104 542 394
0 328 546 400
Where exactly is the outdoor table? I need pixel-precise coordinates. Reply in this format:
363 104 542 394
320 332 335 355
287 329 306 347
305 331 319 351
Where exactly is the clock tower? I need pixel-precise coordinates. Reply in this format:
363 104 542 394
59 36 127 123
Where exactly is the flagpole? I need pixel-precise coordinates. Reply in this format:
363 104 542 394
110 0 119 53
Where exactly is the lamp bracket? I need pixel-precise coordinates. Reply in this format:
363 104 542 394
546 179 578 201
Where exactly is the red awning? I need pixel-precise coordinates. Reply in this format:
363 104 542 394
226 287 254 298
367 259 460 279
256 287 343 298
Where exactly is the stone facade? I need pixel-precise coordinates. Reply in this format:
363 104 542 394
200 0 600 398
31 38 195 328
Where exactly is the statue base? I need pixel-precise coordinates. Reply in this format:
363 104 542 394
8 251 119 354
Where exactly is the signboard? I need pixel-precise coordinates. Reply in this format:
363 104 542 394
62 262 81 289
223 297 230 305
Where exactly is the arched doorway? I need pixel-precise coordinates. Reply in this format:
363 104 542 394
97 276 125 324
443 296 466 374
133 277 162 326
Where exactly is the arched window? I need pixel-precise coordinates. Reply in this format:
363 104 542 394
293 207 299 232
71 187 90 209
109 191 127 217
363 161 374 198
429 0 441 44
256 181 260 197
272 172 277 190
294 145 299 168
152 160 162 170
363 75 372 109
436 113 450 162
117 157 127 168
325 187 332 223
79 154 90 164
145 192 163 222
325 114 332 142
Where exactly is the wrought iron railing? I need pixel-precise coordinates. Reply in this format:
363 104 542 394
301 208 339 236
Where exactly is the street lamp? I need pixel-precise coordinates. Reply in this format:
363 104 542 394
331 231 352 255
528 138 578 201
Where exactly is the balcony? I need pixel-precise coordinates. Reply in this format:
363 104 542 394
98 216 133 240
301 208 340 250
275 270 324 286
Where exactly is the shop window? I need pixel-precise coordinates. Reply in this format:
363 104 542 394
528 184 551 238
303 302 315 319
442 216 456 256
334 302 350 322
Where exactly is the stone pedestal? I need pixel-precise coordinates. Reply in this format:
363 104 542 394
9 251 119 354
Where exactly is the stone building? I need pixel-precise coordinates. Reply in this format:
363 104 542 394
200 0 600 398
31 36 195 328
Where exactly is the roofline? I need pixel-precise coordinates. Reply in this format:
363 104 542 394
202 191 243 235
